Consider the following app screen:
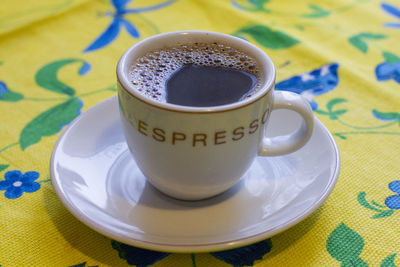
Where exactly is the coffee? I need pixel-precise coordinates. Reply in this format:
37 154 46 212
129 42 262 107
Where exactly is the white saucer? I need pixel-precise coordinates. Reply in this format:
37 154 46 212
50 96 340 253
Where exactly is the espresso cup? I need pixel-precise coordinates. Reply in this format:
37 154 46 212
117 31 314 200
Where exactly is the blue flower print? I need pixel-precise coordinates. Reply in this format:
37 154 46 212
376 62 400 83
381 2 400 28
211 239 273 266
83 0 176 52
385 181 400 209
111 240 170 266
375 51 400 84
275 63 339 110
112 239 272 266
0 170 41 199
0 81 7 96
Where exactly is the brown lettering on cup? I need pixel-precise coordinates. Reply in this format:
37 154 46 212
249 119 259 134
138 120 148 136
152 128 166 142
192 133 207 147
214 130 227 145
262 108 269 124
172 132 186 144
137 114 267 145
232 126 245 141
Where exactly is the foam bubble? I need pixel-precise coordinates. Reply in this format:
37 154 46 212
128 42 262 102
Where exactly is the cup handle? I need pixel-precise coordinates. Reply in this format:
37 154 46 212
258 91 314 156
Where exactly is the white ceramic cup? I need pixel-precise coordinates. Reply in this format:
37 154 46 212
117 31 314 200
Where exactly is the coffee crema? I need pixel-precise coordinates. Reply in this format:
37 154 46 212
129 42 262 107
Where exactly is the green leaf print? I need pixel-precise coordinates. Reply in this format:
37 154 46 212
358 33 387 39
35 59 91 96
231 0 270 12
315 98 347 120
249 0 269 5
326 98 347 112
349 33 387 53
372 210 394 219
371 200 386 208
19 98 82 150
248 0 269 9
341 258 368 267
382 51 400 64
357 192 394 219
301 4 331 18
111 240 128 261
318 98 400 139
372 110 400 121
334 133 347 140
0 90 24 102
0 164 9 172
381 253 397 267
358 192 383 212
234 25 299 49
327 223 366 265
349 36 368 53
0 81 24 102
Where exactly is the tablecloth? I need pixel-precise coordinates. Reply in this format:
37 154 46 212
1 0 400 266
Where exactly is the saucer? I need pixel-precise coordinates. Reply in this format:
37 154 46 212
50 96 340 253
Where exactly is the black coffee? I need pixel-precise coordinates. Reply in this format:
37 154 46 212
129 42 262 107
166 64 258 106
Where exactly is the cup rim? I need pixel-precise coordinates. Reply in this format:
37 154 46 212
117 31 276 113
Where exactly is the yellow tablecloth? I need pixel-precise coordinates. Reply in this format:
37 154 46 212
1 0 400 266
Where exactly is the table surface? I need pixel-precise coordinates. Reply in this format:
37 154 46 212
1 0 399 266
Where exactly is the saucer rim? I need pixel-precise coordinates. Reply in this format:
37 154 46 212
50 95 340 253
